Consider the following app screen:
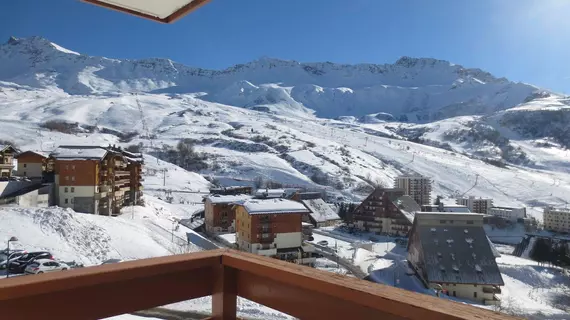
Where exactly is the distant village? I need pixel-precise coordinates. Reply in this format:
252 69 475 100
1 143 569 305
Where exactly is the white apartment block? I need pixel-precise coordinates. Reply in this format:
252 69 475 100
394 176 432 205
543 207 570 233
487 207 526 222
456 196 493 214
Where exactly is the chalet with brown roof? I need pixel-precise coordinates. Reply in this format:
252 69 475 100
15 151 49 180
0 145 16 178
204 194 252 233
350 187 420 236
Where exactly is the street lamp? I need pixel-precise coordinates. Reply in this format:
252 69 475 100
6 236 18 279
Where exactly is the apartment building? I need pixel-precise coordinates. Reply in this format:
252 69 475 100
543 207 570 233
235 198 316 266
456 196 493 214
0 145 16 178
51 145 143 216
351 188 421 236
15 151 49 180
487 206 526 222
408 213 504 305
204 194 251 233
394 176 432 205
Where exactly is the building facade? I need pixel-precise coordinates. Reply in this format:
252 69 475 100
0 145 16 178
394 176 432 205
487 206 526 222
51 146 143 216
350 188 420 236
15 151 48 180
407 213 503 305
421 204 471 213
543 207 570 233
235 198 315 266
204 194 251 234
456 196 493 214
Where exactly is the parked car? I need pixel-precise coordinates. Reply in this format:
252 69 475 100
8 251 54 274
0 250 26 269
25 259 69 274
317 240 329 246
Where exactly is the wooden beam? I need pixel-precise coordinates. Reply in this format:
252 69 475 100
222 250 519 320
212 265 237 320
0 251 223 319
81 0 211 24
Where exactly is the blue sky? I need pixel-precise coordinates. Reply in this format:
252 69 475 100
1 0 569 93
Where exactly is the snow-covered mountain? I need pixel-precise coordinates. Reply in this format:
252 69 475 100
0 36 548 119
1 36 569 219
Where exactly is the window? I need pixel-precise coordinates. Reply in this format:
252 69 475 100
72 165 75 170
71 176 75 182
453 291 456 297
64 199 68 204
466 220 474 225
440 220 446 224
71 187 75 193
65 176 69 181
474 292 477 298
23 171 26 176
64 187 68 193
71 198 74 204
66 165 69 170
23 164 27 168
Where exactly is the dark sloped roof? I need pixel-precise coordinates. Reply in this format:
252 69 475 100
417 225 504 285
393 195 421 223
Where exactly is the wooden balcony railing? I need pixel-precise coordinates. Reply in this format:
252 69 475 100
0 249 518 320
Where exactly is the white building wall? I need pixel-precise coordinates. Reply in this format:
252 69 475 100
274 232 302 249
58 186 96 209
15 163 43 178
435 283 498 304
488 207 526 221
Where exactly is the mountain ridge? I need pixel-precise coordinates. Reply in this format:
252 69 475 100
1 36 549 119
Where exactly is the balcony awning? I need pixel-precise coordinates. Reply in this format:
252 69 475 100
82 0 210 23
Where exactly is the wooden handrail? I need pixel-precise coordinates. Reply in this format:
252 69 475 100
0 249 519 320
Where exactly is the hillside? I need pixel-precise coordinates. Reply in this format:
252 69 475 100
0 36 569 221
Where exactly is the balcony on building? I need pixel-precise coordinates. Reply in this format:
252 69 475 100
0 249 515 320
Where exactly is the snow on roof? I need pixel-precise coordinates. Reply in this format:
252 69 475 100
241 199 309 215
51 146 108 160
16 150 49 159
206 194 252 204
254 188 286 198
302 198 340 222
